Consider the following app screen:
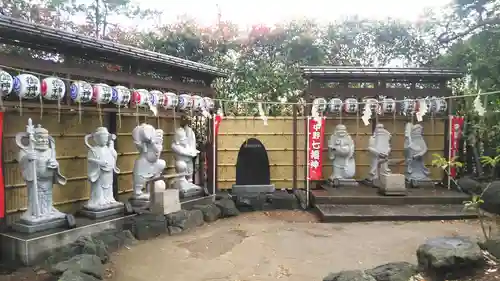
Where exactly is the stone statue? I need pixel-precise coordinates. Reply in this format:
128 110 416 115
171 124 204 198
14 119 69 232
130 123 166 207
327 124 358 187
81 127 124 218
404 123 433 187
365 123 392 186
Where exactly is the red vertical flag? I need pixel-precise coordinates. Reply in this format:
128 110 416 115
450 116 464 178
308 117 326 180
214 114 223 136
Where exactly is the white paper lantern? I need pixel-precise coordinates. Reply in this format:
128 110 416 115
328 98 343 113
192 95 204 112
13 74 40 99
343 98 359 114
131 89 151 107
163 92 178 109
178 94 193 111
41 77 65 101
111 85 131 106
70 81 93 103
381 98 396 114
203 97 215 111
92 83 113 104
0 70 13 97
362 98 379 112
431 97 447 114
312 98 327 113
148 90 161 108
400 98 416 115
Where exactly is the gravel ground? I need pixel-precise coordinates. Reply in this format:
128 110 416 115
108 211 486 281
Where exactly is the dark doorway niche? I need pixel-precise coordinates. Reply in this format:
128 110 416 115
233 138 274 193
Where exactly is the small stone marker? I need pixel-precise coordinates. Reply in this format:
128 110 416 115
151 181 181 215
378 173 407 196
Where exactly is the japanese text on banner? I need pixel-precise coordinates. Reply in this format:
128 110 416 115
308 117 326 181
450 116 464 178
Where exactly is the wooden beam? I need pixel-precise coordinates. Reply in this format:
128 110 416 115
308 87 451 98
0 54 215 95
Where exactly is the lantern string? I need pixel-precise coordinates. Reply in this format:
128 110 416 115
38 76 43 120
78 101 82 124
97 103 103 127
118 105 122 129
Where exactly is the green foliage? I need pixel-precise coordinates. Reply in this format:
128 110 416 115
431 154 464 170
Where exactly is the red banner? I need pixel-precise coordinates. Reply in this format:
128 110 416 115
0 112 4 219
450 116 464 178
308 117 326 180
214 114 223 136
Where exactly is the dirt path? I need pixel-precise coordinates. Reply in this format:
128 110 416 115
110 211 483 281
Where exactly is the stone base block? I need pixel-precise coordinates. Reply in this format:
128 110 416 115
269 191 299 210
80 206 125 219
325 179 359 188
151 189 181 215
129 198 150 209
406 179 435 188
378 173 407 196
12 218 68 234
0 214 134 266
232 184 275 194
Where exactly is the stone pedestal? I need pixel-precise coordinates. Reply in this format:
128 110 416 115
128 198 150 209
80 205 125 219
325 178 359 188
378 173 407 196
151 189 181 215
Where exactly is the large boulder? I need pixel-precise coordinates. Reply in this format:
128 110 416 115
480 181 500 214
58 270 100 281
457 176 485 195
293 189 308 209
52 254 104 279
192 204 221 222
127 214 167 240
365 262 417 281
233 193 270 211
479 237 500 259
215 198 240 217
269 190 299 210
165 209 204 235
323 270 376 281
92 229 137 253
416 236 483 279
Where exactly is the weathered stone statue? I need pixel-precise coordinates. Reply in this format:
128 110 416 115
14 119 70 233
404 123 433 188
171 126 204 198
327 124 358 187
130 123 166 207
364 123 392 186
81 127 124 218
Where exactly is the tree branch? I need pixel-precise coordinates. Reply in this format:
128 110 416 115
438 16 500 43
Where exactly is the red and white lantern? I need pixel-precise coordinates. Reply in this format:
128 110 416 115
41 77 66 101
163 92 178 109
92 83 113 104
131 89 150 107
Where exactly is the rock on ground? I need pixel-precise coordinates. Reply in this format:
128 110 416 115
127 214 167 240
293 189 308 209
365 262 417 281
192 204 221 222
457 176 485 195
57 269 100 281
416 236 483 279
269 190 299 210
165 209 204 235
234 193 271 211
480 181 500 214
323 270 376 281
52 254 104 279
215 198 240 217
479 237 500 259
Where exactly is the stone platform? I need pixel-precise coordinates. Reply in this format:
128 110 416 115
0 214 135 266
311 184 475 222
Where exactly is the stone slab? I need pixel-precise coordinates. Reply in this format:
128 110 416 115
151 189 181 215
378 173 407 196
232 184 275 194
323 179 359 188
0 214 135 266
80 206 125 219
128 198 150 209
12 218 68 234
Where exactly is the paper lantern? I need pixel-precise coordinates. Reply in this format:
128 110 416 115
343 98 359 114
163 92 178 109
111 85 131 106
328 98 343 113
203 97 215 111
312 98 327 113
192 95 204 112
381 98 396 114
92 83 113 104
70 81 93 103
13 74 40 99
41 77 65 101
362 98 379 112
400 98 416 115
131 89 151 107
0 70 13 97
148 90 161 107
431 97 447 114
178 94 193 111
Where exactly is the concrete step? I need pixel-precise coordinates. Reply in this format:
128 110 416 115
314 204 478 223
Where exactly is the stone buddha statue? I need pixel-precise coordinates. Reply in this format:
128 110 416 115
404 123 433 187
327 124 358 187
365 123 392 186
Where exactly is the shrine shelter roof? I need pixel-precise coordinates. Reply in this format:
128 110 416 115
0 15 227 79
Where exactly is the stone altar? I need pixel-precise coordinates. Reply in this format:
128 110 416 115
129 123 166 208
404 123 434 188
80 127 125 219
171 124 204 198
364 124 392 187
326 124 358 187
13 119 74 233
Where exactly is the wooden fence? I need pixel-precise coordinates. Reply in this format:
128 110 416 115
217 116 446 189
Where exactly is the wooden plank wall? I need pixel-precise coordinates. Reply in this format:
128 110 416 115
218 116 446 190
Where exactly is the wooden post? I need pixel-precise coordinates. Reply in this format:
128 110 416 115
0 111 5 230
292 104 298 189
